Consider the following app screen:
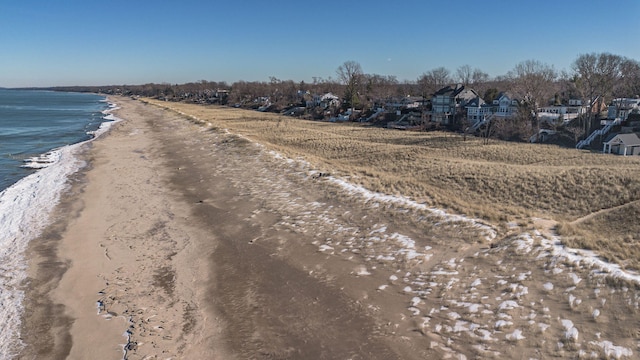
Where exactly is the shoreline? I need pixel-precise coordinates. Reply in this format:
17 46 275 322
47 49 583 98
20 97 230 359
0 97 114 359
18 99 129 359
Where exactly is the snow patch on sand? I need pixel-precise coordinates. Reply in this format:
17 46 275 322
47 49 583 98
590 340 633 359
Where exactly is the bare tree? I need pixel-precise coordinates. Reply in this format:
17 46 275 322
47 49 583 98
471 68 490 95
566 122 586 144
480 115 497 145
363 74 398 108
456 65 473 86
417 67 451 97
508 60 557 141
455 65 490 86
557 70 579 103
336 61 364 111
617 58 640 98
471 68 490 84
572 52 624 134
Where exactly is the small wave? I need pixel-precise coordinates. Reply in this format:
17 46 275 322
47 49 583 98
0 97 121 358
0 143 84 357
20 151 62 169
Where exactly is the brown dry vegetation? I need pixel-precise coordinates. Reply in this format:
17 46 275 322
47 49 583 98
142 98 640 269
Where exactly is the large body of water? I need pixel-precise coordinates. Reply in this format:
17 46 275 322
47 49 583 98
0 89 113 358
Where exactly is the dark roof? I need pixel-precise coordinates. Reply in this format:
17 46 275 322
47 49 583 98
466 96 485 107
434 84 465 97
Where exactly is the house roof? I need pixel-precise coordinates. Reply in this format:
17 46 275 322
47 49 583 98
321 92 339 101
434 84 465 97
496 92 518 102
457 89 480 102
604 133 640 145
466 96 486 107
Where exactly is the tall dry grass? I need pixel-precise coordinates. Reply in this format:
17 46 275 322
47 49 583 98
558 201 640 270
143 99 640 267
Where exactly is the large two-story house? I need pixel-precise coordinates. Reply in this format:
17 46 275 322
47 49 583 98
465 92 519 125
466 96 490 123
492 93 519 119
431 84 479 125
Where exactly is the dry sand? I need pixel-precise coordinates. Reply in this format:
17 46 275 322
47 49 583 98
19 97 640 359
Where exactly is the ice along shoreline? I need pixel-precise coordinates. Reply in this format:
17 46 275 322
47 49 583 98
0 97 120 359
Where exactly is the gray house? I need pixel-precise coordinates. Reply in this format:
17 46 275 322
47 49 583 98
603 133 640 155
431 84 479 125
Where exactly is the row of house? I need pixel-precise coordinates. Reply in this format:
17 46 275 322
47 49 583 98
243 83 640 155
430 84 590 127
431 84 638 125
277 85 639 129
575 97 640 151
412 84 640 155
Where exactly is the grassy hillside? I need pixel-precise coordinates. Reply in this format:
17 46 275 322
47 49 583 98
142 98 640 270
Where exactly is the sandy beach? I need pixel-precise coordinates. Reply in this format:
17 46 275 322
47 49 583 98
19 98 220 359
18 97 639 359
20 97 405 359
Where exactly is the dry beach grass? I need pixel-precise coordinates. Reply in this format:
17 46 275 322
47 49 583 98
144 98 640 270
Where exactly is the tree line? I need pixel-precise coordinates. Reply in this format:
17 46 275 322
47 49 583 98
46 52 640 141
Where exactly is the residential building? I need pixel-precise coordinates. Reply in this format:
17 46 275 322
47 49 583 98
493 93 519 119
603 133 640 155
538 100 588 124
432 84 463 124
311 93 341 109
466 97 492 123
607 98 640 122
385 96 424 112
465 92 519 126
431 84 479 125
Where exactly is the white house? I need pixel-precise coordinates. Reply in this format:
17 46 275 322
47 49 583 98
538 100 587 124
466 96 492 123
607 98 640 121
311 92 341 109
464 92 520 130
603 133 640 155
493 93 519 119
385 96 424 112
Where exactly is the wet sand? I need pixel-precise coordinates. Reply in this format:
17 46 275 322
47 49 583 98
21 98 230 359
19 97 639 359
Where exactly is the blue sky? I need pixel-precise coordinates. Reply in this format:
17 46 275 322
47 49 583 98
1 0 639 87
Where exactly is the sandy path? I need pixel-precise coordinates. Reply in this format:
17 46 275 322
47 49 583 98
569 199 640 225
20 97 640 359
